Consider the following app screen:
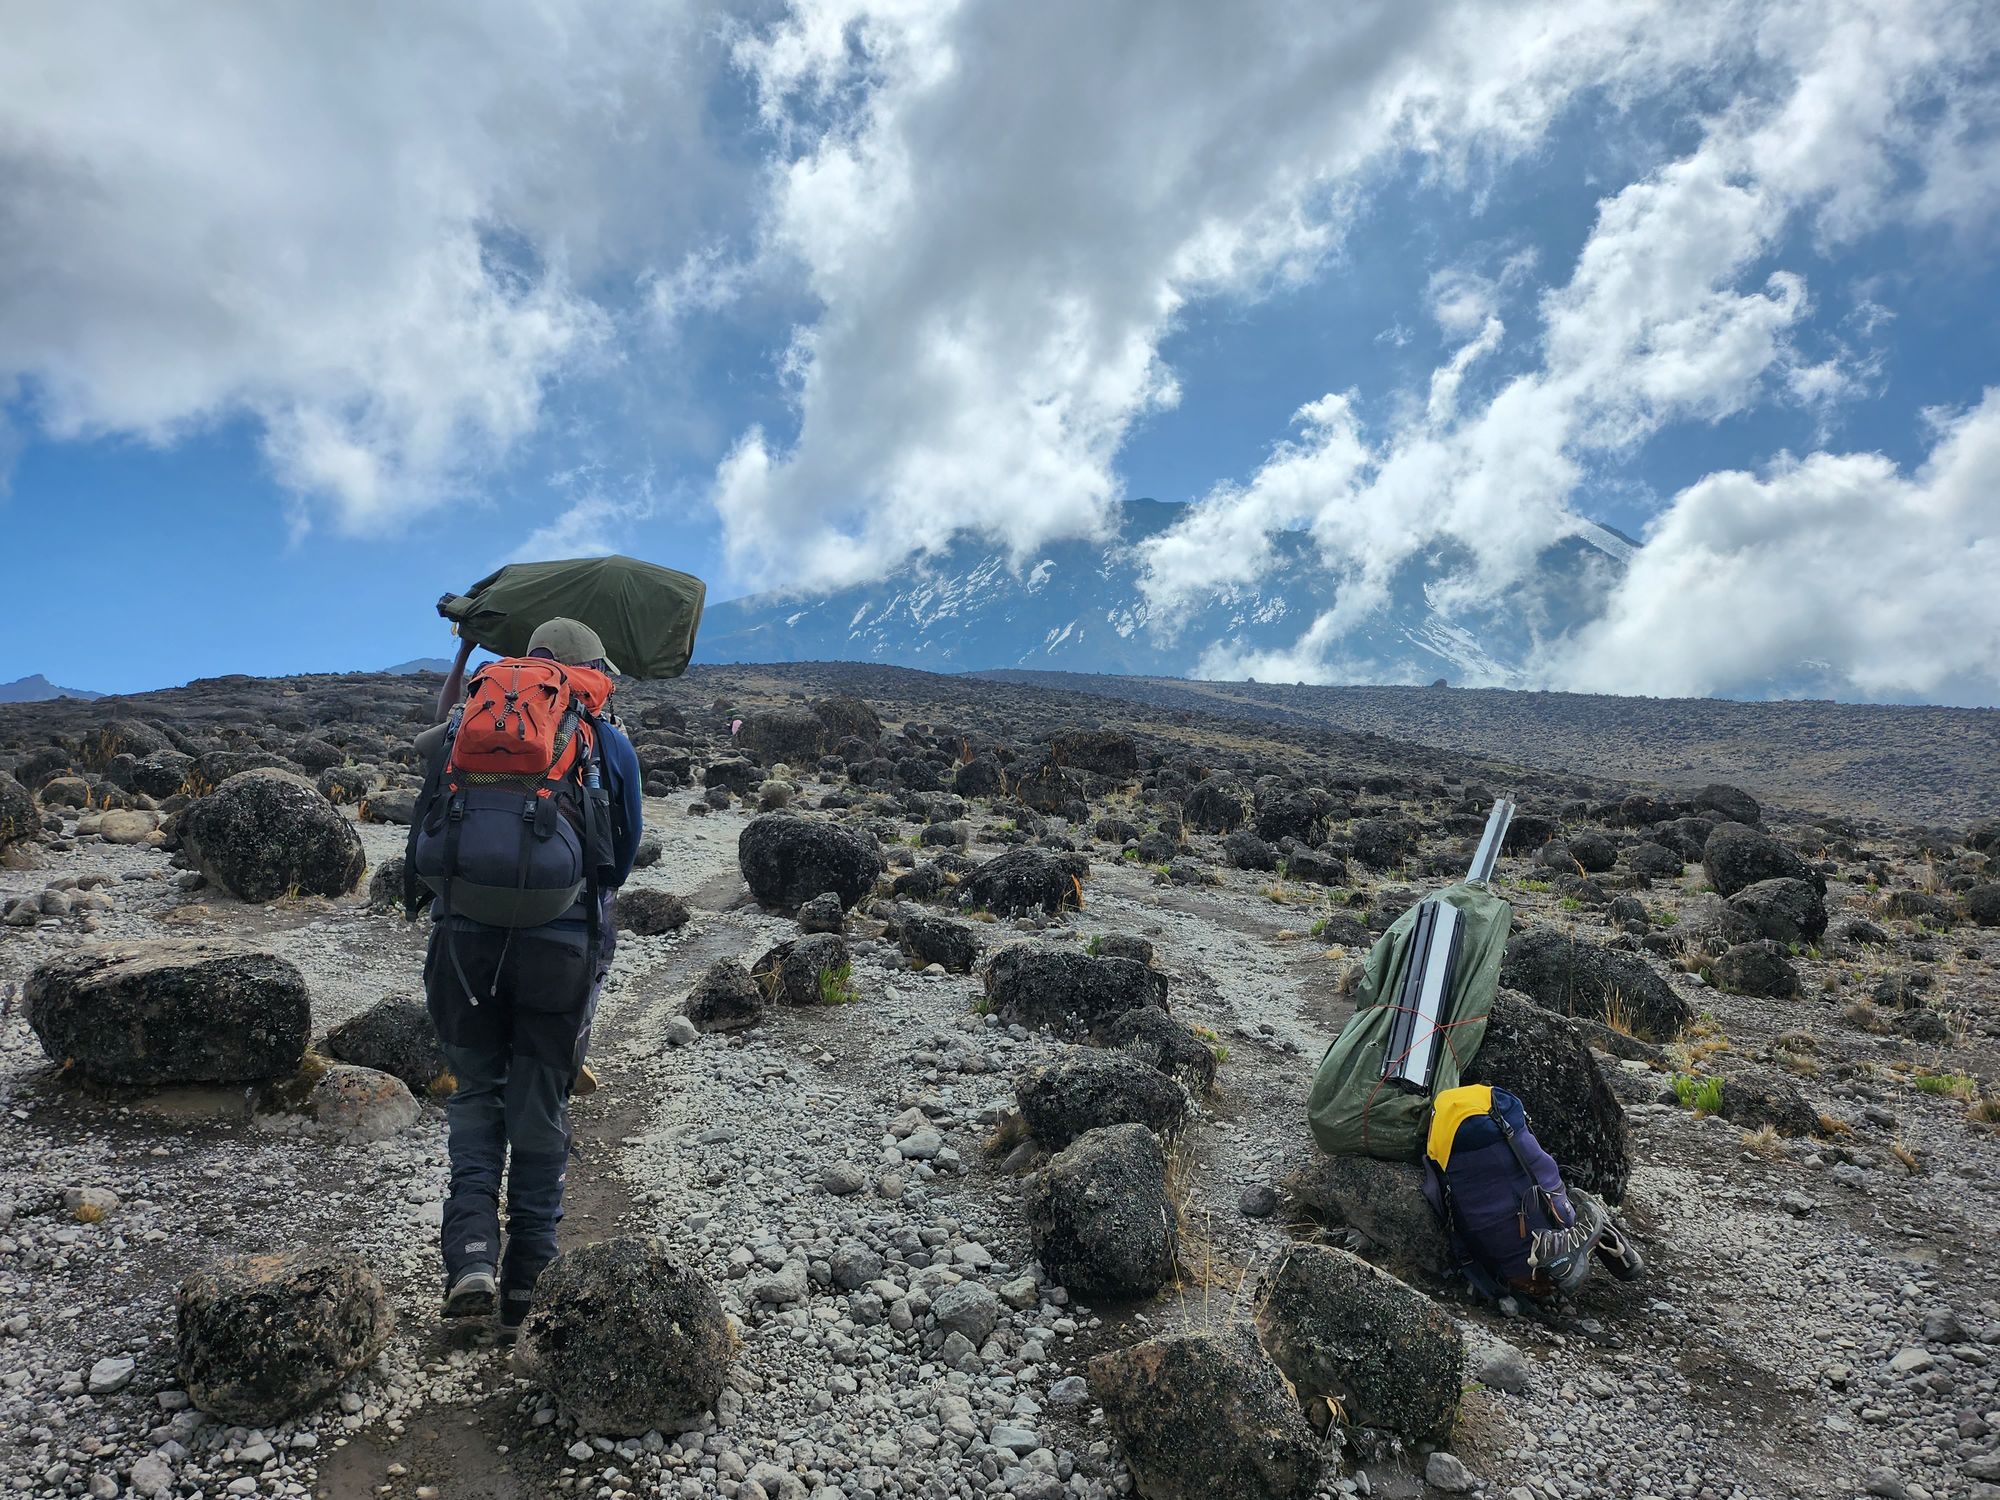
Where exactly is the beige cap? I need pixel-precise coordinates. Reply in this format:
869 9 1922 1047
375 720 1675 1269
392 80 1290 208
525 616 619 673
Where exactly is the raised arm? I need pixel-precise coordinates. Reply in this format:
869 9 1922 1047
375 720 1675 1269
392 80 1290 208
435 635 476 723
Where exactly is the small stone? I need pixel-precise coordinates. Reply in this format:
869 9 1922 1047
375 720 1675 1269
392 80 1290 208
1475 1342 1532 1395
1047 1374 1089 1409
821 1162 868 1196
87 1356 136 1394
1237 1183 1279 1218
1865 1467 1910 1499
1888 1347 1935 1376
665 1015 700 1048
1425 1451 1477 1493
988 1423 1040 1455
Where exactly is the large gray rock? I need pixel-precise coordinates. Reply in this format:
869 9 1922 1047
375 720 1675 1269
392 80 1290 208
1727 877 1827 944
1107 1007 1220 1095
894 910 980 972
1181 778 1252 834
1703 822 1821 898
177 768 365 903
518 1237 734 1434
323 996 449 1097
1087 1325 1323 1500
1255 1243 1463 1444
684 960 765 1033
25 941 311 1086
1283 1155 1450 1280
737 814 883 912
1691 783 1760 825
1462 992 1631 1202
984 944 1167 1040
176 1250 393 1426
1016 1048 1190 1149
1500 929 1692 1041
1028 1124 1177 1300
1711 940 1800 998
615 888 690 935
738 708 828 765
956 846 1088 916
750 933 852 1007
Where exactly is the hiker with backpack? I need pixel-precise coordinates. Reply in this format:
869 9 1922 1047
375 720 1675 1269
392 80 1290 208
405 617 644 1335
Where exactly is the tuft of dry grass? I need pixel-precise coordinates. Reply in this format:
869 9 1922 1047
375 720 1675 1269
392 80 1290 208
1740 1124 1784 1157
1817 1112 1854 1137
1968 1096 2000 1126
1889 1139 1922 1175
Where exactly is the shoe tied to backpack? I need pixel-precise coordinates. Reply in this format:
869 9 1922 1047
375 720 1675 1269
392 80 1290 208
1529 1191 1609 1295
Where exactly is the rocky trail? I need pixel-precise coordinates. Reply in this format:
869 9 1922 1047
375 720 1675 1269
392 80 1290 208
1 664 1997 1500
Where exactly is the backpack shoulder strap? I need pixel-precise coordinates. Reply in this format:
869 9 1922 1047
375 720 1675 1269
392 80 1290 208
403 714 458 918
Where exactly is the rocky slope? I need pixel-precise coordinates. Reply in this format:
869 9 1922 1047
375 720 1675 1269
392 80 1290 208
0 664 1996 1500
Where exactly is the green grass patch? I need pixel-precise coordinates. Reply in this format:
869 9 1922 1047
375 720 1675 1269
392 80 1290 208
1673 1073 1725 1116
817 962 859 1006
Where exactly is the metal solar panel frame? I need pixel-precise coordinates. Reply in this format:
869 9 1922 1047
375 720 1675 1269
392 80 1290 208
1468 797 1516 884
1380 897 1465 1092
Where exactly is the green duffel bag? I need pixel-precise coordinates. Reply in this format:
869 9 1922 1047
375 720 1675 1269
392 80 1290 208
438 554 706 680
1306 879 1513 1161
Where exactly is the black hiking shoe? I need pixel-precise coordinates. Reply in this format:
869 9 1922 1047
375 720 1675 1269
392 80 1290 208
1593 1221 1646 1281
442 1263 497 1320
496 1282 537 1341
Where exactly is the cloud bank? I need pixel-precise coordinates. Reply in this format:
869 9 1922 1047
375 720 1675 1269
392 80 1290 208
1 0 1995 699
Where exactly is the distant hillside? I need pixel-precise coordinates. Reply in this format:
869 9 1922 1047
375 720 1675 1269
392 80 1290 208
700 497 1635 684
0 673 104 703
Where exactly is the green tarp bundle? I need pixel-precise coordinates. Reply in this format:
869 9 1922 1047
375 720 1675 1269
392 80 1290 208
438 555 706 681
1307 880 1514 1161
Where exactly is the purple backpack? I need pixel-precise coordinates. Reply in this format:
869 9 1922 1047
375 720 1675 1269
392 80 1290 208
1421 1085 1600 1302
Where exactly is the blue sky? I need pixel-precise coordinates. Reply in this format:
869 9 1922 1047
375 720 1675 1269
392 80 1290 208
2 2 1996 701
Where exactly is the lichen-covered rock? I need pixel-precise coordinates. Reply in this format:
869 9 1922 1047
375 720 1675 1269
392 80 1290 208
796 891 846 933
0 771 39 851
750 933 851 1006
177 768 365 903
1107 1007 1220 1095
738 707 828 765
811 695 882 743
1255 1243 1464 1443
1027 1123 1176 1299
738 814 883 912
1726 877 1827 944
25 940 311 1086
1966 884 2000 926
1087 1325 1323 1500
1500 928 1692 1041
1282 1154 1450 1280
1711 940 1800 998
518 1236 734 1434
895 910 980 972
303 1064 420 1140
1462 992 1631 1202
176 1250 393 1426
1691 783 1760 825
683 960 765 1033
984 944 1167 1040
323 995 449 1096
1703 822 1821 898
1051 728 1139 778
1182 778 1252 834
615 887 691 935
957 846 1086 916
1016 1048 1190 1149
1716 1076 1821 1136
365 855 409 910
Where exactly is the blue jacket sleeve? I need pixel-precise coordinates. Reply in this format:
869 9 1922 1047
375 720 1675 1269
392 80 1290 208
599 723 644 887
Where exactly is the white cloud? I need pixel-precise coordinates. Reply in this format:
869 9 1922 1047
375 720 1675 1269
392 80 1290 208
1136 0 2000 693
1543 391 2000 702
0 2 734 531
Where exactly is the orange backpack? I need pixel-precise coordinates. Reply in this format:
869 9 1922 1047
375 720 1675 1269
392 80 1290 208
448 658 614 782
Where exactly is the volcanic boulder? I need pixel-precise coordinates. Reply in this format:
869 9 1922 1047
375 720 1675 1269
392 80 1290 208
1282 1155 1450 1280
1087 1325 1323 1500
738 707 828 765
1015 1048 1190 1149
1500 929 1692 1042
750 933 851 1007
323 995 450 1097
1182 778 1252 834
738 814 883 912
1692 783 1761 825
957 846 1086 916
1028 1123 1177 1300
1711 940 1800 998
176 1250 394 1426
683 960 765 1033
26 940 311 1086
1703 823 1821 899
1051 728 1139 778
0 772 41 850
894 910 980 972
518 1237 735 1434
984 944 1167 1040
1726 877 1827 944
1107 1007 1220 1095
177 768 365 903
811 695 882 744
616 888 691 936
1461 991 1631 1201
1255 1243 1463 1444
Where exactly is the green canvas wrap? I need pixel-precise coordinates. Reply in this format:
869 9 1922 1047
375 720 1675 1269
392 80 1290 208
438 555 707 681
1306 880 1514 1161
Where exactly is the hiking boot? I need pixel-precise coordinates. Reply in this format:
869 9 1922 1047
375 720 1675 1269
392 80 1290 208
496 1282 536 1341
442 1263 497 1320
1592 1221 1646 1281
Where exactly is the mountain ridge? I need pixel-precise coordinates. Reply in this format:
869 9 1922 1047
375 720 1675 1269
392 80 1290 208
0 673 105 703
